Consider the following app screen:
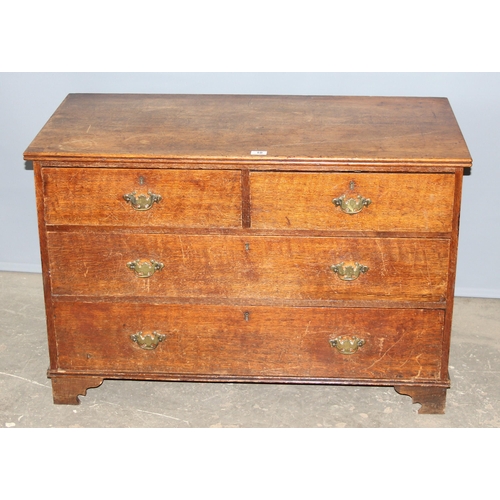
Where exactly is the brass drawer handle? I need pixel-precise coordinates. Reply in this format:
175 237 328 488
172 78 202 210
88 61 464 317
332 194 371 214
131 331 166 350
123 191 162 211
127 259 164 278
331 262 368 281
330 336 365 355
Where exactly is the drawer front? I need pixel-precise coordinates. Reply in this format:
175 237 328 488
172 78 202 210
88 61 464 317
250 172 455 232
48 233 450 302
42 168 242 228
52 302 444 381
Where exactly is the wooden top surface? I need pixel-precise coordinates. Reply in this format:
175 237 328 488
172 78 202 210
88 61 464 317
24 94 472 167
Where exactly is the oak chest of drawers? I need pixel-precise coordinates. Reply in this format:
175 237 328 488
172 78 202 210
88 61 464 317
25 94 472 413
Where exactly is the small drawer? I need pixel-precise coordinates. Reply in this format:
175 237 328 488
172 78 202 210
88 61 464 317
53 302 444 381
250 172 455 232
42 167 242 228
47 233 450 303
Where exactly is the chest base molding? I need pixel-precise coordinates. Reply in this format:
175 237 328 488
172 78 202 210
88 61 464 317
48 372 450 414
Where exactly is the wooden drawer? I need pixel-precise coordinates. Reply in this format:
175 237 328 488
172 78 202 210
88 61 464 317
250 172 456 232
52 302 444 381
47 233 450 302
42 168 242 228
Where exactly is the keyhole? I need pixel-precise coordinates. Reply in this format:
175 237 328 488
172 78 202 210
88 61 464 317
244 312 250 321
245 243 250 252
349 180 355 190
139 176 145 185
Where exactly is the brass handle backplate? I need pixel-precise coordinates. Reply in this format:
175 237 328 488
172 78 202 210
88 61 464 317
331 262 369 281
131 331 166 350
123 191 162 211
127 259 164 278
333 195 371 214
330 336 365 355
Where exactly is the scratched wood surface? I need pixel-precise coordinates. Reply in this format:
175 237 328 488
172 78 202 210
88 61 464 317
250 172 456 232
47 233 450 302
42 167 242 227
24 94 472 166
28 95 470 411
52 301 444 380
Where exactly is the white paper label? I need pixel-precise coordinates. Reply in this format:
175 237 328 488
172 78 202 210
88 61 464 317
250 150 267 155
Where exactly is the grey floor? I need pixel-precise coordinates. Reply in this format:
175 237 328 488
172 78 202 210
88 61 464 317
1 271 500 428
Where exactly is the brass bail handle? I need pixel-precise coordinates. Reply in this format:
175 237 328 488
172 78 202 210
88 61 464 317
123 191 162 211
332 194 371 214
127 259 164 278
331 262 369 281
130 331 166 350
330 336 365 355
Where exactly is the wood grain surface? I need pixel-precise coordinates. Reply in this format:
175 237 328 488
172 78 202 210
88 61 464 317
42 167 242 227
47 233 450 302
24 94 472 166
52 302 444 381
250 172 455 232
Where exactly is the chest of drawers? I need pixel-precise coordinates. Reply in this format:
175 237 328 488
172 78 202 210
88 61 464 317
24 94 472 413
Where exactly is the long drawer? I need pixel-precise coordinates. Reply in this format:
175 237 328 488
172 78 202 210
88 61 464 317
52 302 444 381
250 172 456 232
47 233 450 302
42 168 242 228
